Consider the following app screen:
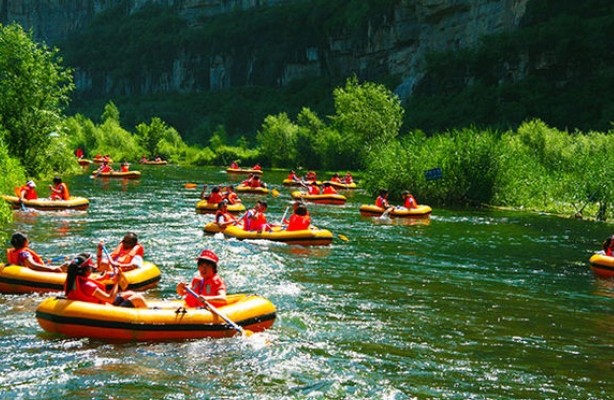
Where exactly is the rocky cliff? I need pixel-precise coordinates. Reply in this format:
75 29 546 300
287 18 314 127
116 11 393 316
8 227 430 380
0 0 529 99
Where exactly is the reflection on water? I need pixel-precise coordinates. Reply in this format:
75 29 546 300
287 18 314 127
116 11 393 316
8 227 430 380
2 166 614 398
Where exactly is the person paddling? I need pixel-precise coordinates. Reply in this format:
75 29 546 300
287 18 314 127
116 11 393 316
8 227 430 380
6 232 64 273
176 250 227 308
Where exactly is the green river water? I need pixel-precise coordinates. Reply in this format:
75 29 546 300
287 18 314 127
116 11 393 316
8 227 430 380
1 165 614 399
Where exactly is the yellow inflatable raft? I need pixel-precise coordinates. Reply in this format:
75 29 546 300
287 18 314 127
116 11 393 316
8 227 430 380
92 157 113 164
359 204 432 218
36 293 276 341
322 181 357 190
291 191 347 205
235 185 269 195
589 253 614 278
141 160 168 165
2 195 90 211
204 222 334 246
77 159 92 166
226 168 263 175
282 179 322 187
195 200 246 214
92 171 141 179
0 261 161 294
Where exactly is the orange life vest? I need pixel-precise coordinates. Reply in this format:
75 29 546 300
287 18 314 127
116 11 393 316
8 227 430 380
110 243 144 265
287 214 311 231
7 247 44 266
52 183 70 200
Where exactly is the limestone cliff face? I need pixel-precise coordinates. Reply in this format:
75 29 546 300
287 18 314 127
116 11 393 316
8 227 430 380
0 0 529 99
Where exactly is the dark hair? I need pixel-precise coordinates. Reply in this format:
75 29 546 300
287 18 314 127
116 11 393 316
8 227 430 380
258 200 268 209
379 189 388 196
122 232 138 245
402 190 409 196
603 236 614 252
53 176 62 185
10 232 27 249
197 258 218 273
65 253 94 296
218 200 228 209
212 186 220 193
296 205 307 216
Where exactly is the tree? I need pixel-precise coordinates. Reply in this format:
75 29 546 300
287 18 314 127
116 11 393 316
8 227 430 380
136 117 167 158
0 23 74 176
256 113 298 167
330 76 404 168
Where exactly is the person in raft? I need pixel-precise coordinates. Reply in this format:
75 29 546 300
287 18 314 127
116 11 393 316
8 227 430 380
65 252 147 308
330 173 342 184
242 200 272 231
6 232 64 272
321 182 338 195
286 203 311 231
97 232 144 272
215 201 238 228
206 186 224 204
252 163 262 171
18 180 38 201
96 160 113 174
401 190 418 209
343 172 354 184
602 236 614 256
376 189 393 209
287 170 299 182
230 160 239 169
49 176 70 200
307 181 320 195
248 174 267 188
176 249 227 308
120 160 130 172
223 185 241 204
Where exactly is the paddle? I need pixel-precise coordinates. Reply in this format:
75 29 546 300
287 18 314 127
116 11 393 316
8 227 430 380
46 255 69 264
279 206 290 225
336 233 349 242
271 188 280 197
19 200 27 212
380 206 395 219
101 245 129 290
184 286 253 337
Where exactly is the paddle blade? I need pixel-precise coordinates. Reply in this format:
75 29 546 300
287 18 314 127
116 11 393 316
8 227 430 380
271 189 280 197
337 234 349 242
242 329 254 337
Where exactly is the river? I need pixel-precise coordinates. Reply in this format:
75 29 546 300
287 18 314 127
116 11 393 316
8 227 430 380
1 165 613 399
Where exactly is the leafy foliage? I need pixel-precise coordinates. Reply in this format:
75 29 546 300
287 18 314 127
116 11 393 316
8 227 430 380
0 23 74 176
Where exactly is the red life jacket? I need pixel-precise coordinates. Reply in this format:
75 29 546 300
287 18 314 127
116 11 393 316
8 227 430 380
16 185 38 200
185 276 227 308
287 214 311 231
65 276 105 304
52 183 70 200
308 185 320 195
376 196 388 208
110 243 144 265
208 192 224 204
7 247 44 266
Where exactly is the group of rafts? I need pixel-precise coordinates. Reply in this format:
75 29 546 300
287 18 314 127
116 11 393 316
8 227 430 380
1 157 147 212
0 161 277 341
195 168 433 247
